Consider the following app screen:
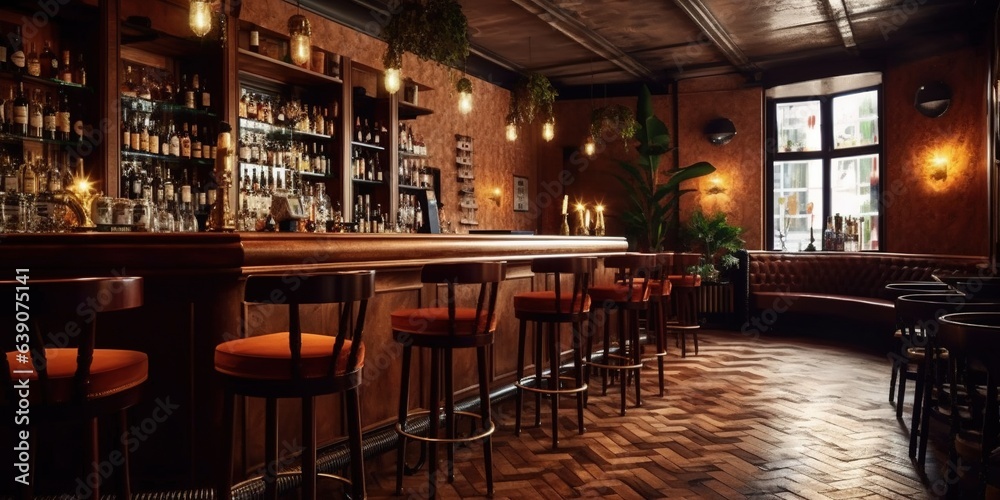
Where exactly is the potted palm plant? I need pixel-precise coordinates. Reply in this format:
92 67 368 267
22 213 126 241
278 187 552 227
681 208 745 283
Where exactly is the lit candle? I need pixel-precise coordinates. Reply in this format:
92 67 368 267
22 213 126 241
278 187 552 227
584 209 590 229
562 195 568 215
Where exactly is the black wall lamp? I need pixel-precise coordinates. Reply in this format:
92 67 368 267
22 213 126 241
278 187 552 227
915 82 951 118
704 118 736 145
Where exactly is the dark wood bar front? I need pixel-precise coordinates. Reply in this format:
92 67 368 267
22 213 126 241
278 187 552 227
1 233 625 494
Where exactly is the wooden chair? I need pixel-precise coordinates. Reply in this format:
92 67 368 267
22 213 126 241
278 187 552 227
513 256 594 448
1 276 145 499
585 253 655 416
391 261 506 498
214 270 375 500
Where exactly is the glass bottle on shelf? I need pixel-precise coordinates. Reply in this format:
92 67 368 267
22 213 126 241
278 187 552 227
40 41 56 79
28 88 43 138
56 91 70 141
73 53 86 87
59 51 73 84
12 81 29 136
9 27 25 74
26 42 40 77
42 92 56 140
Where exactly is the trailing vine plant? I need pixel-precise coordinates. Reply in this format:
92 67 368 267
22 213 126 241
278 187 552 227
590 104 639 149
381 0 470 70
507 73 558 127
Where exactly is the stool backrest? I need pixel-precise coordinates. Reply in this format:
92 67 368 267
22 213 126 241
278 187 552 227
244 270 375 379
603 253 655 303
884 282 954 300
531 256 595 315
0 276 143 404
421 262 506 336
896 293 1000 339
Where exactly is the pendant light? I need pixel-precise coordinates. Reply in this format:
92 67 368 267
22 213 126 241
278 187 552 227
582 63 596 156
457 77 473 114
288 1 312 67
542 119 554 142
506 122 518 142
189 0 212 37
384 67 402 94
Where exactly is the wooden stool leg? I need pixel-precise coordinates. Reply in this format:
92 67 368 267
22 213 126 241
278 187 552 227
345 387 367 500
633 311 642 408
218 392 235 500
909 362 926 460
264 398 278 500
549 322 560 449
896 366 908 419
618 309 627 417
602 306 611 396
889 359 899 403
573 320 586 435
117 409 133 500
584 312 594 406
476 345 495 496
656 299 666 397
444 348 456 483
87 417 100 500
395 345 412 495
302 396 317 500
427 349 441 499
534 321 543 427
515 319 527 436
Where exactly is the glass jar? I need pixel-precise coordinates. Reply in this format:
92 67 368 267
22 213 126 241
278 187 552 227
95 196 113 225
112 198 133 226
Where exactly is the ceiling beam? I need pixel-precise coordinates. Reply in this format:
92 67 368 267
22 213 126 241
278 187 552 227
671 0 757 74
823 0 857 49
507 0 658 82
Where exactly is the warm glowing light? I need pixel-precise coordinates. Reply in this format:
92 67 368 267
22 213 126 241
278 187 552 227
74 179 92 193
458 90 472 114
490 187 502 206
595 204 604 213
930 155 949 181
583 137 596 157
506 123 518 142
384 67 402 94
189 0 212 37
542 120 555 142
706 176 726 195
288 14 312 66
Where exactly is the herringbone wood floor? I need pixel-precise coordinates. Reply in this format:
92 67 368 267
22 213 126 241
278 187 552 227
366 330 956 499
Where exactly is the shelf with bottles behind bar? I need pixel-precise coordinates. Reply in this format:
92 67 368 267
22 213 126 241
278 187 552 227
392 79 438 233
0 5 99 233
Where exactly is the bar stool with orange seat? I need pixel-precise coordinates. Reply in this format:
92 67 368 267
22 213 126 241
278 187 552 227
585 253 655 416
666 252 703 357
391 261 506 498
214 270 375 500
513 256 594 449
1 276 145 499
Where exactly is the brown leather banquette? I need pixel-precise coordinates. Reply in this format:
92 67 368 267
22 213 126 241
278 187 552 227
735 251 988 334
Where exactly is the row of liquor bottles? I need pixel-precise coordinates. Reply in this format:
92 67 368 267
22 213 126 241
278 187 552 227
0 25 86 85
821 214 874 252
239 89 337 137
122 66 212 111
239 130 332 176
120 162 215 211
0 152 72 197
350 193 425 234
238 164 335 233
122 110 218 160
0 81 82 140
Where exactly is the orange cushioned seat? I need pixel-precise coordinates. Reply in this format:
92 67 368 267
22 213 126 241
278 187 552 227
6 348 147 403
588 283 652 303
214 332 365 380
648 279 672 297
391 307 498 335
513 290 592 313
668 274 702 287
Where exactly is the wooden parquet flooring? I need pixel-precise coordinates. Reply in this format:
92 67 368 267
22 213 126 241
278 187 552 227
366 330 954 499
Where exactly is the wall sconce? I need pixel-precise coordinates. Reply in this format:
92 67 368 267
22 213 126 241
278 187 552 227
930 155 949 181
188 0 213 37
915 82 951 118
384 67 402 95
706 176 726 195
704 118 736 145
288 12 312 66
489 187 502 206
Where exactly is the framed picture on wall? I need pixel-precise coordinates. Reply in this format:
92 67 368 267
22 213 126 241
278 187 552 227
513 175 529 212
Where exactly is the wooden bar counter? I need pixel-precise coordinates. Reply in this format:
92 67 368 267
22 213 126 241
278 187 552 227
1 232 626 493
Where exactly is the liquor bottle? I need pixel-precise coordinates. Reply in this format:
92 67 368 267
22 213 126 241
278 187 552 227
363 119 372 143
191 122 202 159
20 157 37 196
139 113 150 153
59 50 72 84
246 92 257 120
373 121 381 146
180 122 192 159
355 116 362 142
136 67 151 100
2 85 12 134
28 88 43 138
9 27 25 74
238 89 248 118
148 119 160 154
129 113 140 152
56 91 70 141
74 53 86 87
40 41 56 79
46 161 62 194
2 158 19 193
26 42 40 77
199 76 210 110
42 92 56 140
160 117 171 156
0 29 8 72
191 74 201 109
121 66 137 97
12 81 29 136
249 24 260 53
183 74 195 109
168 121 180 157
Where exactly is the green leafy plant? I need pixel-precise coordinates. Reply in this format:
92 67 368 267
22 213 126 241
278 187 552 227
456 76 473 94
381 0 470 70
615 85 716 252
507 73 557 126
681 208 745 282
590 104 639 147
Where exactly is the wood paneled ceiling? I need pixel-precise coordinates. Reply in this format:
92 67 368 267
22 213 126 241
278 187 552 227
325 0 995 89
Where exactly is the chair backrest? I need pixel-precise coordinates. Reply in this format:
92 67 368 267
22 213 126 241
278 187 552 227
939 312 1000 370
421 261 506 336
244 270 375 378
896 293 1000 339
603 253 655 303
884 282 954 300
531 256 595 315
0 276 143 404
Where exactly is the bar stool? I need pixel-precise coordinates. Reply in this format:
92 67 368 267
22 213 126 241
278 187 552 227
645 252 674 396
585 253 655 416
214 270 375 500
391 261 506 498
513 256 594 448
1 277 145 499
666 252 702 357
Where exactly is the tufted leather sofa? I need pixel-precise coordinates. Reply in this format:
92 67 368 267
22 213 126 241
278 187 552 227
733 251 988 334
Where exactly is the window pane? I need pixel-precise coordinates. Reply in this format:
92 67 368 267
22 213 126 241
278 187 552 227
776 101 822 152
833 90 879 149
830 154 880 250
772 160 824 251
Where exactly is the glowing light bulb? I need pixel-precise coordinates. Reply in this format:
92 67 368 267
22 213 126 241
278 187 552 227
189 0 212 37
583 138 596 157
384 68 402 94
542 121 555 142
506 123 518 142
458 90 472 114
288 14 312 66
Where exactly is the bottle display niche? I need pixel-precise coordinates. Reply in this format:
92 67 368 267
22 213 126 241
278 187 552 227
118 61 218 232
0 12 98 234
350 84 388 233
236 85 339 232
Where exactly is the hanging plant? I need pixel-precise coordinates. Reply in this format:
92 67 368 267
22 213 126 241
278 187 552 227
381 0 470 70
590 104 639 147
456 77 473 94
507 73 558 126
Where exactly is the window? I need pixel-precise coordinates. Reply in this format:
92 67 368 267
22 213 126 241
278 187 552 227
766 82 882 252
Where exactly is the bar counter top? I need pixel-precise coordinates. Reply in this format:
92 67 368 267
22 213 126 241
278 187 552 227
1 232 626 494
